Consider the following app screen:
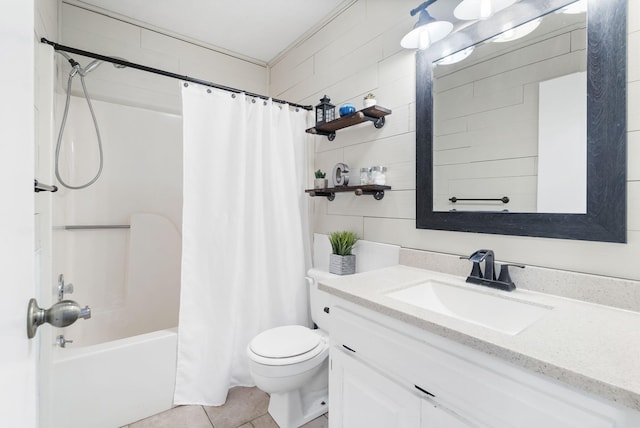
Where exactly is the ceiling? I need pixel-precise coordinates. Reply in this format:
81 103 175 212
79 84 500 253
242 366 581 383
72 0 350 64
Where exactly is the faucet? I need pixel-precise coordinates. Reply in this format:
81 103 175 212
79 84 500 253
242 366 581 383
461 249 524 291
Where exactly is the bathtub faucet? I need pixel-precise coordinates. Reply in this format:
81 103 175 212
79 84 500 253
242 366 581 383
27 298 91 339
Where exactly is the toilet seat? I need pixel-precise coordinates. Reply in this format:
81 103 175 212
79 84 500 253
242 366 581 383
248 325 326 366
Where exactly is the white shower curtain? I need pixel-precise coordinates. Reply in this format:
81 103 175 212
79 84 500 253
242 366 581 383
174 83 312 406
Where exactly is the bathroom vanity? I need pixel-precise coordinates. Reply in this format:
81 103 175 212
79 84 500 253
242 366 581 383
320 266 640 428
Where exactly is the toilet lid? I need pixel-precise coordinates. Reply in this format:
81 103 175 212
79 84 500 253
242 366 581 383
250 325 321 359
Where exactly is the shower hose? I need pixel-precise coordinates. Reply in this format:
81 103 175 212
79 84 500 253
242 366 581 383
55 63 104 190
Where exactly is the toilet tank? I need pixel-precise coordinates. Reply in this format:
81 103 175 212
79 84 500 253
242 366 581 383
308 233 400 332
306 269 336 332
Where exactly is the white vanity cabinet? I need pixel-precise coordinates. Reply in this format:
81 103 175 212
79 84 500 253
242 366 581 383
330 347 421 428
328 304 636 428
330 346 474 428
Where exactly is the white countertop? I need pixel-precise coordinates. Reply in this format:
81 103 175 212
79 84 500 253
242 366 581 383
318 265 640 410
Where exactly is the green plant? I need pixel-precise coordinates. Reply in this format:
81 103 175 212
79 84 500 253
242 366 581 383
328 231 358 256
364 93 375 100
315 169 326 179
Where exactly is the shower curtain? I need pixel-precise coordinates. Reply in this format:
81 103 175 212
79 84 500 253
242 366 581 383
174 83 312 406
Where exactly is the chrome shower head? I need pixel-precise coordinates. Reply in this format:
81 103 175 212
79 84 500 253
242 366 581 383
79 59 103 76
111 57 128 69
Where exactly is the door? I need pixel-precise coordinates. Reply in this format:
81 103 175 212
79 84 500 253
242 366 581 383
1 1 37 427
329 347 421 428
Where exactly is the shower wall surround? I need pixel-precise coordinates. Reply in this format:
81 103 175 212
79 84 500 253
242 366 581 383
60 3 268 113
53 97 182 345
269 0 640 282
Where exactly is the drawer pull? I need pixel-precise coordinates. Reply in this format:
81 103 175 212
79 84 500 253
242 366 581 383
415 384 435 397
342 344 356 353
324 306 330 314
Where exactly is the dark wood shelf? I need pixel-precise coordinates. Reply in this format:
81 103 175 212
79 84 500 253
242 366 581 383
306 105 392 140
305 184 391 201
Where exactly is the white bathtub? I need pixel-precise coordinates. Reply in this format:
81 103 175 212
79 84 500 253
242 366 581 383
49 328 178 428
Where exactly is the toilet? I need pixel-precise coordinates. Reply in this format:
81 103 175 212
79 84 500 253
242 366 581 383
247 268 334 428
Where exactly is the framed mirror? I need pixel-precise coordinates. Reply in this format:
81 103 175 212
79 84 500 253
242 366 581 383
416 0 627 242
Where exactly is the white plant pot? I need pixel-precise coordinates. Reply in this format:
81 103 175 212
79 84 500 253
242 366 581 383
329 254 356 275
364 98 377 108
314 178 328 189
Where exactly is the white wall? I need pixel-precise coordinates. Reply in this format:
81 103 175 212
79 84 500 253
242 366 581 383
1 1 37 427
59 2 268 114
270 0 640 281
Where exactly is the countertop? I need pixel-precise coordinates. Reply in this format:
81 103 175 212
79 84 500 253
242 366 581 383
318 265 640 410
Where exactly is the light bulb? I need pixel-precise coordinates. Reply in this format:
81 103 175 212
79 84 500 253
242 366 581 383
491 18 542 43
418 30 431 50
480 0 493 19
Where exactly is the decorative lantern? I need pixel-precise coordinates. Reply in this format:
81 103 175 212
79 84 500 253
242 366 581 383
315 95 335 125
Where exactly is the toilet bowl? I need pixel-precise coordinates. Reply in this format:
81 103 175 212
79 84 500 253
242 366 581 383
247 269 334 428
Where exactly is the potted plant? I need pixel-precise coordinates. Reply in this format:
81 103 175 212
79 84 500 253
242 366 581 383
328 231 358 275
314 169 328 189
363 93 377 108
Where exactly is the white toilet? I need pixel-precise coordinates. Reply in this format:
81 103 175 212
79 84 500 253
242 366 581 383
247 268 334 428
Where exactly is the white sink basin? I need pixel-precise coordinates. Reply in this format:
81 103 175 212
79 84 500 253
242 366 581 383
385 280 551 335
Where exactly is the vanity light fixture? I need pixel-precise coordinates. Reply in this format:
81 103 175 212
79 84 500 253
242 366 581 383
491 17 542 43
401 0 453 50
453 0 519 21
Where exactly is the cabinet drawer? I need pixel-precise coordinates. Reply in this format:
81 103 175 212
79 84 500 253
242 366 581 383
331 305 619 428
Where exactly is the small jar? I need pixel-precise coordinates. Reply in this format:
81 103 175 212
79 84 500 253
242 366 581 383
360 167 370 185
370 166 387 185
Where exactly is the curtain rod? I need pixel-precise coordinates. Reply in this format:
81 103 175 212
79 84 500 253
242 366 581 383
40 38 313 111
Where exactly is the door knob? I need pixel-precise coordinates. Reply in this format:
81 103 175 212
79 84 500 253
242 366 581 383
27 298 91 339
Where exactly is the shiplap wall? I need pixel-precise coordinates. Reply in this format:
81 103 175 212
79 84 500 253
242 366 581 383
270 0 640 281
60 3 268 114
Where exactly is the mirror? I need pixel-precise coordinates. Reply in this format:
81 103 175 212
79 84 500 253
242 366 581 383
416 0 627 242
433 7 587 213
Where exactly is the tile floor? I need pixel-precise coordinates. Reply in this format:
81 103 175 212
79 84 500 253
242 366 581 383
122 386 328 428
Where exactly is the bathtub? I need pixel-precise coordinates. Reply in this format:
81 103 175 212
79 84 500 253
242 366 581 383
49 328 178 428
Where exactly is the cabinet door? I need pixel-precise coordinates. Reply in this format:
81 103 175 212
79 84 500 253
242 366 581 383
421 399 477 428
329 347 421 428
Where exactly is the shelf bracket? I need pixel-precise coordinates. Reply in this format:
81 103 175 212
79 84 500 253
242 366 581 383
309 130 336 141
363 115 386 129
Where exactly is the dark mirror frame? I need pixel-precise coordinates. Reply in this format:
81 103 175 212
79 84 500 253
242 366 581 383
416 0 627 242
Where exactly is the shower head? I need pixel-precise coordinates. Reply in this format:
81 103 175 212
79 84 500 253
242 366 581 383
56 51 129 77
81 57 129 73
111 57 128 69
80 59 104 76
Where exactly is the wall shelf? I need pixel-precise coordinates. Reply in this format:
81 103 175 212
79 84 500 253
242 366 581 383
306 105 392 141
305 184 391 201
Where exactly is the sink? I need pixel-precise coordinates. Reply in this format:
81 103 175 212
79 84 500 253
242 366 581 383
385 280 551 335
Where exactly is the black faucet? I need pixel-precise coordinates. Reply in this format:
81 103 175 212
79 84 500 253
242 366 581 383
461 249 524 292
